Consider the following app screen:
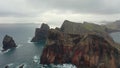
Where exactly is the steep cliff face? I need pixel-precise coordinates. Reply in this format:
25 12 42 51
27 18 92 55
31 23 50 42
40 29 119 68
2 35 17 51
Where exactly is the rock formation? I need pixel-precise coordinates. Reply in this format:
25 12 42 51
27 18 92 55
2 35 17 51
31 23 50 42
40 29 120 68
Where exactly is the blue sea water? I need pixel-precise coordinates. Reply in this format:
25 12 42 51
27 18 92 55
110 32 120 43
0 24 76 68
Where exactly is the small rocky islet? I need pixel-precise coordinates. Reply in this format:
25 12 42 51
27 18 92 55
31 20 120 68
2 35 17 51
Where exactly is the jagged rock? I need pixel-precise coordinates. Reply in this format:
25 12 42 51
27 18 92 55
31 23 50 42
40 29 119 68
2 35 17 51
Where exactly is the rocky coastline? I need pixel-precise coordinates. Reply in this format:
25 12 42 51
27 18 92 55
38 20 120 68
40 29 119 68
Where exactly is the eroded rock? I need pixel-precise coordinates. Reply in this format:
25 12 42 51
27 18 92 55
2 35 17 51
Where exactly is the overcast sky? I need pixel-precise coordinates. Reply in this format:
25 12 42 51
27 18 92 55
0 0 120 26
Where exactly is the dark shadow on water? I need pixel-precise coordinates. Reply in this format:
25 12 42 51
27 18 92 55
32 40 46 46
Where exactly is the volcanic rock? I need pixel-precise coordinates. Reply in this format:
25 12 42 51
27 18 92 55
2 35 17 51
31 23 50 42
40 29 119 68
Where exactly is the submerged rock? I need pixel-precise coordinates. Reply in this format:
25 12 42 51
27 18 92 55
19 64 24 68
40 29 119 68
4 65 9 68
2 35 17 51
31 23 50 42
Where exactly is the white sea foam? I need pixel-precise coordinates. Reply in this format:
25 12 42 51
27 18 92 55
54 64 76 68
0 49 11 54
16 44 23 48
0 44 22 54
40 64 77 68
33 55 40 63
27 37 32 43
0 47 3 54
7 63 14 67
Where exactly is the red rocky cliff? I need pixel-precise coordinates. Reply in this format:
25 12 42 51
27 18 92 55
40 29 119 68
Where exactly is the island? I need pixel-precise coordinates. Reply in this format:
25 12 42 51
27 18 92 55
2 35 17 51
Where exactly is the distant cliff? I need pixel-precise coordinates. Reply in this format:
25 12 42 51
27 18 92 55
40 29 120 68
105 20 120 33
31 23 50 42
61 20 106 34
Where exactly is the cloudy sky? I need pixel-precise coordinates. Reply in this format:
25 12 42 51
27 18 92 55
0 0 120 26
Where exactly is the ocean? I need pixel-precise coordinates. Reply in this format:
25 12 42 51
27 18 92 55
0 24 77 68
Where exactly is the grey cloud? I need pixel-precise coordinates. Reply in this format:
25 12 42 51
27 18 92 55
0 11 31 17
0 0 42 17
0 0 120 17
28 0 120 14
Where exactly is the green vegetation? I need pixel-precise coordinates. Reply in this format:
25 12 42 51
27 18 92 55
82 22 106 32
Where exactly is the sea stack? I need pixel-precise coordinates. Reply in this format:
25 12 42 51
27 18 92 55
2 35 17 51
31 23 50 42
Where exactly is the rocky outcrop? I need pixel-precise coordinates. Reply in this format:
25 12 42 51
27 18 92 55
31 23 50 42
40 29 119 68
2 35 17 51
5 65 9 68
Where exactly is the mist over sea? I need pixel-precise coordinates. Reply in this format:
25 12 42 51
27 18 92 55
0 23 119 68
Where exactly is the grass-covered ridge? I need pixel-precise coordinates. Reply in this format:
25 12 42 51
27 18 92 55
61 20 106 34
